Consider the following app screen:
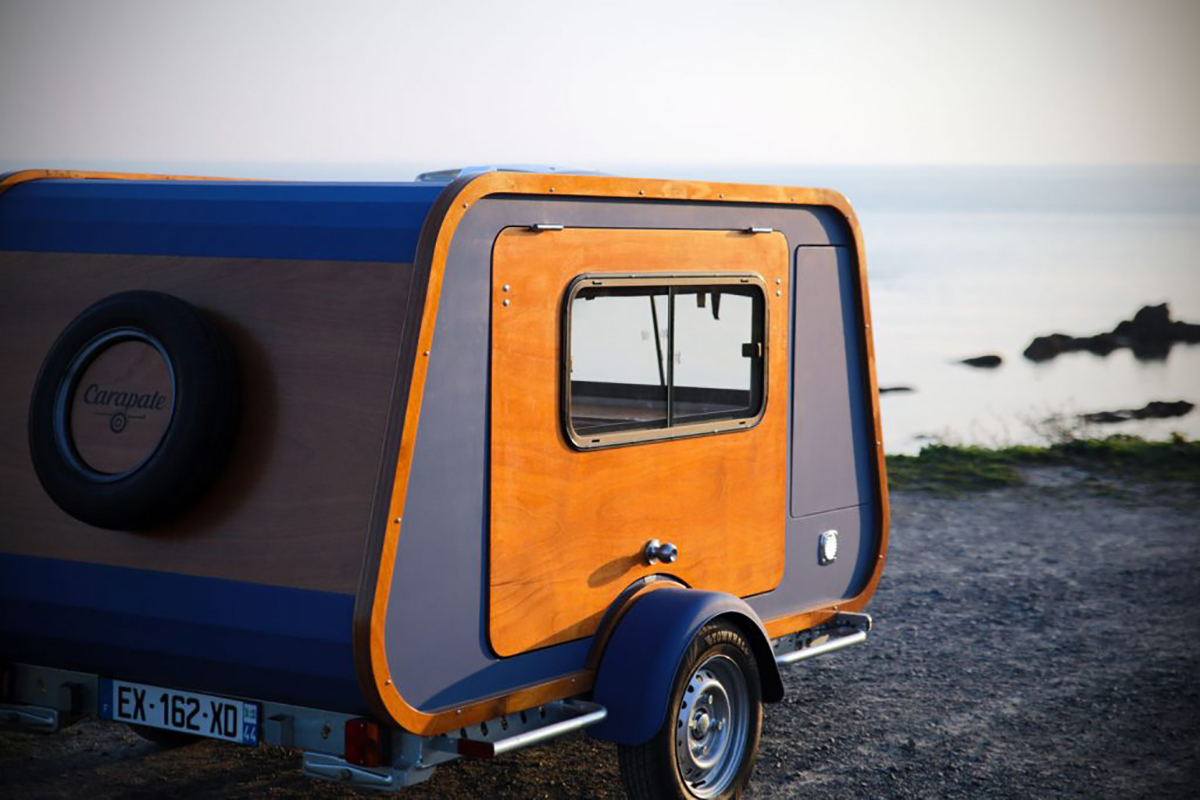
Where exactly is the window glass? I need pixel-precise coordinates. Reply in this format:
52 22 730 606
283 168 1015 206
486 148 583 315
569 287 669 434
672 287 759 423
567 278 765 446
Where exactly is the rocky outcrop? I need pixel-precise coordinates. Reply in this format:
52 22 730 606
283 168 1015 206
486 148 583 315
1024 303 1200 362
1080 400 1195 425
960 354 1002 368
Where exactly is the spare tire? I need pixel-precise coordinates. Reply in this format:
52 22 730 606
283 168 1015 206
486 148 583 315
28 291 239 530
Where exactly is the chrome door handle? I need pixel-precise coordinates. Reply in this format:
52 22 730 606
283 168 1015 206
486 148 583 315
644 539 679 566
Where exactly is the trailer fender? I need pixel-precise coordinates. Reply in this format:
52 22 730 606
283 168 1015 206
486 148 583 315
586 587 783 745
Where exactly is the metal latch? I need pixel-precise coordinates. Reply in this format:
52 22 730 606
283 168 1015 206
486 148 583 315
644 539 679 566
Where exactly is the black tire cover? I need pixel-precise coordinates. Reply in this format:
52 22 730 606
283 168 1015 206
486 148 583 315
28 290 239 530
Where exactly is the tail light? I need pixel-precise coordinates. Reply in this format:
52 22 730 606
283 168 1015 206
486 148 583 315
344 718 387 767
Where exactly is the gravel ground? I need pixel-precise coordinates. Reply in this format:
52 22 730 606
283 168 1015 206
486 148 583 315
3 469 1198 798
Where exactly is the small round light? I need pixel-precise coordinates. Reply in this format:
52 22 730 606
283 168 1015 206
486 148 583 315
819 530 839 565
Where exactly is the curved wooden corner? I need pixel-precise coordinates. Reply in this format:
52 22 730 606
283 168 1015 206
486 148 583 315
358 172 890 736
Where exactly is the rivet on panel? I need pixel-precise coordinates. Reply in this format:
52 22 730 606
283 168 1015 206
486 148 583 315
638 189 644 196
394 517 401 524
775 290 782 297
423 350 430 357
385 678 392 686
461 202 468 208
502 298 510 307
502 284 511 292
718 193 724 199
775 278 782 285
549 187 555 193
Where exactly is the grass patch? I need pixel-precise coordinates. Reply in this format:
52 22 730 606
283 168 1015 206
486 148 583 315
886 434 1200 493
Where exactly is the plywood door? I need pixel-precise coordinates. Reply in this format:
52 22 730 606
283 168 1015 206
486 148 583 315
489 228 789 656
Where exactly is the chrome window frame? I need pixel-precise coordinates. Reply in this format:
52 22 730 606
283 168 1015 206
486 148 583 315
562 272 769 450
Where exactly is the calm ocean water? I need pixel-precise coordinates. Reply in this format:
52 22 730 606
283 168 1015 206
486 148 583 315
653 165 1200 453
866 204 1200 453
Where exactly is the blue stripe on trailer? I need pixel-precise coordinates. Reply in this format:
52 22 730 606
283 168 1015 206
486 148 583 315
0 179 445 262
0 553 365 714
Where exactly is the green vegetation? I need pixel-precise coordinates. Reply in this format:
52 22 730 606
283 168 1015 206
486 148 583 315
886 434 1200 493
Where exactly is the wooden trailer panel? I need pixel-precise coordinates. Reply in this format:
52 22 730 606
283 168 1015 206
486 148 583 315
0 251 409 592
489 227 789 656
0 175 441 714
370 174 887 735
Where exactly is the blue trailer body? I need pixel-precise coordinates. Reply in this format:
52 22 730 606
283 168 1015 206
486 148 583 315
0 170 887 794
0 178 444 262
1 176 443 715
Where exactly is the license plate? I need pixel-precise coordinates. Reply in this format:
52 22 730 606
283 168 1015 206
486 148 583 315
98 678 259 745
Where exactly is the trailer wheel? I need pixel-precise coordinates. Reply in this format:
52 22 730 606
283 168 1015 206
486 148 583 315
617 620 763 800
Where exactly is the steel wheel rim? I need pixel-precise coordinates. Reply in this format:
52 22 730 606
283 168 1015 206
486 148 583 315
674 654 749 798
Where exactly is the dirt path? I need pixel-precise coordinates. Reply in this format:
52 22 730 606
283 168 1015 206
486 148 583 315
4 471 1198 798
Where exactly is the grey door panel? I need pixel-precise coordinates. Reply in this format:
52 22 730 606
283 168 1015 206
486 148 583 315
790 246 872 518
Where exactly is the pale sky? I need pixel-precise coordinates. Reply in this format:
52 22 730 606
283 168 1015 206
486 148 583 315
1 0 1197 179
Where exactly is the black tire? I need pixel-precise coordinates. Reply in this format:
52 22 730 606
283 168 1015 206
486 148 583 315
618 621 763 800
28 290 239 530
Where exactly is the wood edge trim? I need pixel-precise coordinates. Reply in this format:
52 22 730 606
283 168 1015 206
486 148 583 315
0 168 246 196
763 199 891 638
359 172 889 736
349 175 473 730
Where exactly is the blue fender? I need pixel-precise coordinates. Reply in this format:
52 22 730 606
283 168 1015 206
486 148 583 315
586 587 784 745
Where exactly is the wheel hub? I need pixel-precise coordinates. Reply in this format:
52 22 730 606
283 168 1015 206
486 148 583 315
674 655 750 798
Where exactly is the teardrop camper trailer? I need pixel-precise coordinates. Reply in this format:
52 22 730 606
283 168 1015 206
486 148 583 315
0 168 889 798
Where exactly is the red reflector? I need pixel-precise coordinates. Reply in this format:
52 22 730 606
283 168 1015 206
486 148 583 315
344 719 385 767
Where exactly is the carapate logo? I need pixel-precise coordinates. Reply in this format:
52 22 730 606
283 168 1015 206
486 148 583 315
81 384 169 433
68 340 175 473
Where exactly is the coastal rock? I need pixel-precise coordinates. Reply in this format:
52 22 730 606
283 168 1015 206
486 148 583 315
1080 400 1195 425
1023 303 1200 362
1024 333 1074 361
960 354 1002 368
